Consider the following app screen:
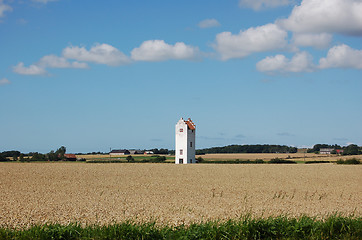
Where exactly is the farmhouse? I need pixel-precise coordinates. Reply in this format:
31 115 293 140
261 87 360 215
175 118 196 164
129 150 144 154
109 149 130 156
320 148 334 154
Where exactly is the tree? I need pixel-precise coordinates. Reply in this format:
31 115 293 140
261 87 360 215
31 152 47 161
126 155 134 162
343 144 360 155
56 146 66 160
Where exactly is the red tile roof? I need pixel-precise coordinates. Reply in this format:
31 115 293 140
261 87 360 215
64 154 77 159
185 118 196 130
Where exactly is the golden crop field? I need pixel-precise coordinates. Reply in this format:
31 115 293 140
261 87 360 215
196 153 362 162
0 162 361 228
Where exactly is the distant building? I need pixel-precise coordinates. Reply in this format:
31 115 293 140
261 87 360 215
144 151 154 155
336 149 344 154
320 148 334 154
110 149 130 156
129 150 144 154
175 118 196 164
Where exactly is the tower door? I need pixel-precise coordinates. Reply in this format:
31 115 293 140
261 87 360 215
179 158 183 164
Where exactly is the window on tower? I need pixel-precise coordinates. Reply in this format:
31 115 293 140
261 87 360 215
190 142 192 147
180 149 183 155
180 128 183 132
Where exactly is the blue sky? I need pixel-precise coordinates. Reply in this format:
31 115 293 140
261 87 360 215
1 0 361 153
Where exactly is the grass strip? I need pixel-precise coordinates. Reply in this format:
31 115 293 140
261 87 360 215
0 215 361 240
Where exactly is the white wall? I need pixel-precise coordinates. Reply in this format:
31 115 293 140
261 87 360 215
175 118 195 164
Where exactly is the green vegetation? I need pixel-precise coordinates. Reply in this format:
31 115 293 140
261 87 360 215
336 158 361 165
87 155 169 163
305 161 331 164
196 144 298 155
269 158 297 164
308 144 362 155
0 215 360 240
199 159 265 164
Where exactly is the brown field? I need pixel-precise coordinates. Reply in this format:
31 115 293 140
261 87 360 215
78 153 362 163
0 162 361 228
196 153 362 162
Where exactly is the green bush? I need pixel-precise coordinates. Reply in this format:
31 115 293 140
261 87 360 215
269 158 297 164
126 155 135 162
196 157 204 163
337 158 360 165
305 161 331 164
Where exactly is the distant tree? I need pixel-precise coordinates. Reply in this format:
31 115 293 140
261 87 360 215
343 144 360 155
126 155 134 162
47 150 58 161
31 152 47 161
0 155 8 162
196 157 204 163
308 144 342 153
152 155 166 162
56 146 66 160
196 144 299 154
1 151 21 158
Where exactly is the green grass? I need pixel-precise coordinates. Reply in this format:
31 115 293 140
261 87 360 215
336 158 361 165
0 215 361 240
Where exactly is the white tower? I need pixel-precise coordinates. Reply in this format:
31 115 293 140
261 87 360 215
175 118 196 164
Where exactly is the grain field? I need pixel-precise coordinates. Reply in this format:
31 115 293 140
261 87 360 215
0 162 361 228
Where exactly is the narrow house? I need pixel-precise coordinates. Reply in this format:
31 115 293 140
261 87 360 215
175 118 196 164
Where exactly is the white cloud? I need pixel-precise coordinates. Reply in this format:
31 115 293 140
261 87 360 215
131 40 200 62
256 51 315 73
13 62 47 75
319 44 362 69
198 19 221 29
0 0 12 18
0 78 11 85
292 33 332 49
239 0 292 10
214 23 288 60
38 55 88 69
278 0 362 35
63 44 130 66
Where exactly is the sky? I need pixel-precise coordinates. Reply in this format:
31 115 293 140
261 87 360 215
0 0 361 153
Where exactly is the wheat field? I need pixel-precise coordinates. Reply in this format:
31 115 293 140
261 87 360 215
196 153 362 162
0 162 361 228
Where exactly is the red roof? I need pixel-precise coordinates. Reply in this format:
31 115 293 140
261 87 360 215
64 154 77 159
185 118 196 130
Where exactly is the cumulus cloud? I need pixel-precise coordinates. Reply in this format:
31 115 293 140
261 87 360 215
256 51 315 73
131 40 200 62
239 0 292 10
278 0 362 35
0 0 12 18
63 44 130 66
319 44 362 69
13 62 47 75
198 19 221 29
0 78 11 85
214 23 288 60
292 33 332 49
38 55 88 69
13 54 89 76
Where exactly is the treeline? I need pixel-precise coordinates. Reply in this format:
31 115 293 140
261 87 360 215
308 144 362 155
0 146 68 162
149 148 174 155
196 144 298 154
